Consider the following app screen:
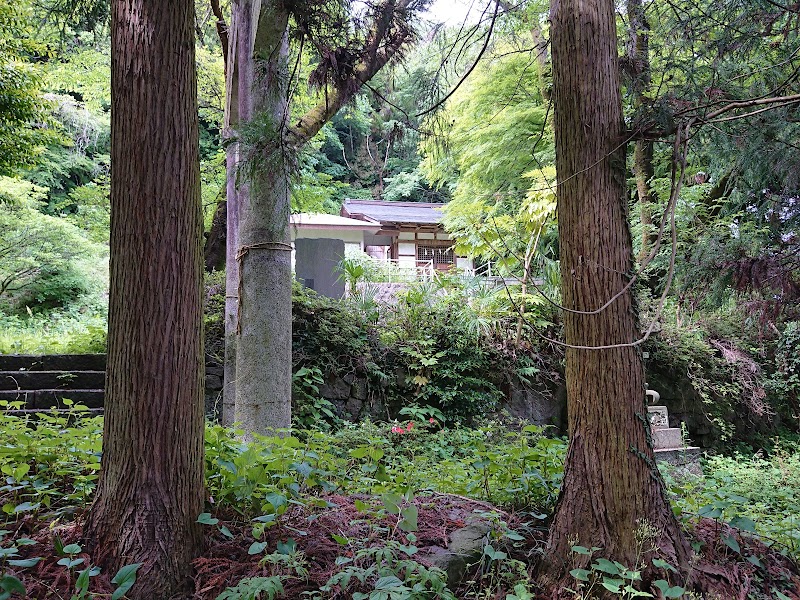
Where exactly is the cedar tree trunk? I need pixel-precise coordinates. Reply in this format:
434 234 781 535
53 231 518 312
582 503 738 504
223 0 418 435
232 0 293 435
221 0 246 426
541 0 691 587
86 0 205 597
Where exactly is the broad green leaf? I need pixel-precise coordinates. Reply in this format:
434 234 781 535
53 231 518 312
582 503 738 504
399 505 418 532
593 558 621 575
721 534 741 554
570 568 590 582
600 578 623 593
8 557 40 568
197 512 219 525
0 575 25 594
248 541 268 555
654 580 685 598
652 558 677 573
729 516 757 533
111 562 142 600
374 575 404 590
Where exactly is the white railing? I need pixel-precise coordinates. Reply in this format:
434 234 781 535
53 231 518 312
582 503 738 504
363 258 434 283
461 262 493 278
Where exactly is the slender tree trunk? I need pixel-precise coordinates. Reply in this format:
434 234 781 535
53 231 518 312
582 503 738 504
222 144 240 425
541 0 690 587
634 139 657 265
86 0 205 597
233 0 292 435
221 0 244 426
626 0 657 266
205 197 227 272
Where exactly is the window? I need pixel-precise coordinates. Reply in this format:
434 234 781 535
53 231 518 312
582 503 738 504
417 244 454 266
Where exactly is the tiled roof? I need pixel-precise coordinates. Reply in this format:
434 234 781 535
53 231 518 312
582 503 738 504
341 199 445 225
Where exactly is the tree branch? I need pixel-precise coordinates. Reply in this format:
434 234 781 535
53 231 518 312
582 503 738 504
210 0 229 74
285 0 418 149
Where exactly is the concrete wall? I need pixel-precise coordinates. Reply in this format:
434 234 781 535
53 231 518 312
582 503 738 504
294 238 346 299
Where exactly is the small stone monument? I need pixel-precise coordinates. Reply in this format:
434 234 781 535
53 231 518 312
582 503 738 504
646 386 702 475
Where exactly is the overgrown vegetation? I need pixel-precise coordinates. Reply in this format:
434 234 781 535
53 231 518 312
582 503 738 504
287 277 563 427
1 408 798 598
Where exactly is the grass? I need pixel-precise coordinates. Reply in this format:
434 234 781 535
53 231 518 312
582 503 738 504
0 311 107 354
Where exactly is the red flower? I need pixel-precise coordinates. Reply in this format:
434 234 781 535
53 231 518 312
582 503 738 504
407 421 414 430
429 417 436 423
391 425 406 434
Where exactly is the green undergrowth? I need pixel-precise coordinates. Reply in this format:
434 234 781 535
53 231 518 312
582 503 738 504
1 408 799 599
0 310 107 354
205 419 566 515
0 406 565 521
667 439 800 559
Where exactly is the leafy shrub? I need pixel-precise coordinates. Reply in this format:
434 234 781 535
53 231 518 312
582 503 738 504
0 309 107 354
0 403 102 517
666 443 800 559
206 270 561 426
765 321 800 423
0 176 107 314
204 420 565 515
204 270 226 364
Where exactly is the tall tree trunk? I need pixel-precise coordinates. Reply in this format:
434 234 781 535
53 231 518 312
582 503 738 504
626 0 657 266
221 0 244 426
222 0 419 435
86 0 205 597
541 0 690 587
232 0 292 434
634 139 657 265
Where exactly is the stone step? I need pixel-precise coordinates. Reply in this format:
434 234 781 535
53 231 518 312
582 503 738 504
0 389 105 409
0 354 106 372
653 427 684 451
0 370 105 391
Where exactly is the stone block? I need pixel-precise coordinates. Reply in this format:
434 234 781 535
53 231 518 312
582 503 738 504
345 397 364 419
422 519 491 586
319 376 351 400
653 427 683 450
648 405 669 429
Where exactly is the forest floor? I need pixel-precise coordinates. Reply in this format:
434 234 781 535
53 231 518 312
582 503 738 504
5 493 800 600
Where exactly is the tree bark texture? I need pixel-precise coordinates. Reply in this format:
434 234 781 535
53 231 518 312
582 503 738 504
86 0 205 597
232 0 293 435
542 0 690 586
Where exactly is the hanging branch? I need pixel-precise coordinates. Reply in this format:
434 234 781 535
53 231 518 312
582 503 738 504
286 0 425 149
210 0 229 73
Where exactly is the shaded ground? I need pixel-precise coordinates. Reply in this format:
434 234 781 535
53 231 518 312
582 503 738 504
4 493 800 599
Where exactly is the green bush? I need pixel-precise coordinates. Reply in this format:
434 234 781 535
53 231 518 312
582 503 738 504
0 176 108 314
0 309 107 354
667 441 800 559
